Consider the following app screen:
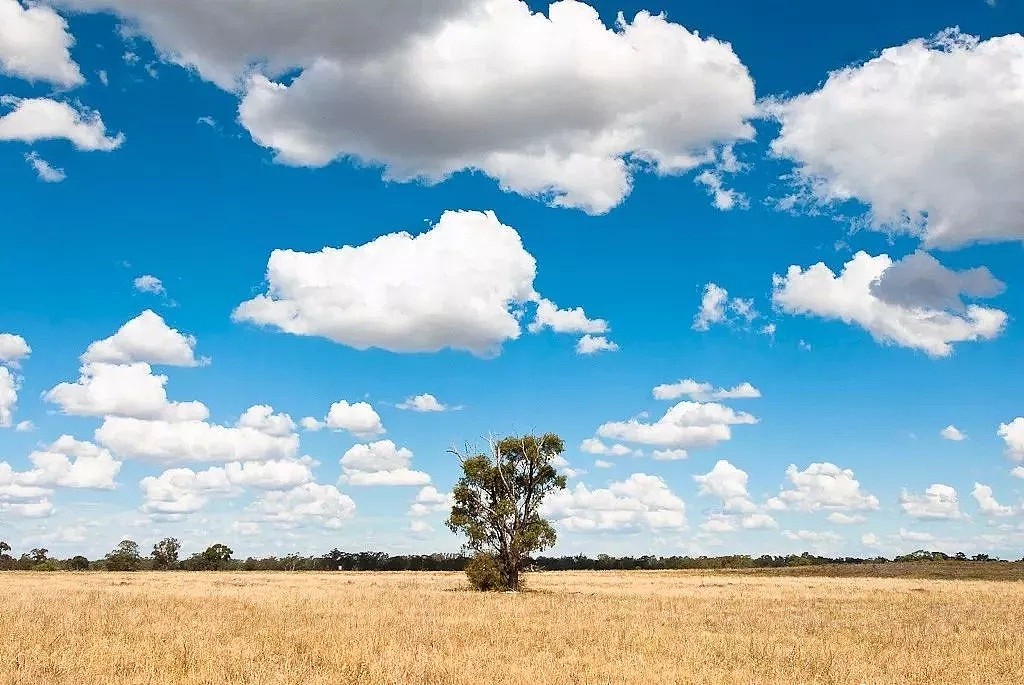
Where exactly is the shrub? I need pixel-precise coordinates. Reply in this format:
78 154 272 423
465 553 506 591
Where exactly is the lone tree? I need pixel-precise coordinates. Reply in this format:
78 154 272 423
201 544 233 570
152 537 181 570
446 433 567 591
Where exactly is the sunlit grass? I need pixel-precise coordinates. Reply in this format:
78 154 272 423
2 570 1022 684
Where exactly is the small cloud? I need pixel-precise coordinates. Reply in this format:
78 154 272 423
25 152 66 183
594 459 613 469
197 116 218 128
133 275 166 296
15 420 35 433
798 339 812 351
397 393 453 413
576 334 619 355
940 425 966 441
98 70 109 86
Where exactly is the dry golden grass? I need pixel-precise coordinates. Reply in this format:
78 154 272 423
2 570 1023 684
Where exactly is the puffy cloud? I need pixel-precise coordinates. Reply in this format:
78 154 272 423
579 438 637 457
234 210 542 356
940 425 966 441
132 275 165 295
870 252 1005 311
693 460 757 513
24 152 65 183
140 458 313 515
301 400 384 438
596 401 757 451
237 405 296 437
0 96 123 150
13 436 120 489
340 440 429 486
575 335 619 355
0 367 18 428
397 394 449 413
652 449 688 461
999 418 1024 461
68 0 757 212
82 311 203 366
251 483 356 528
408 485 453 517
0 333 30 367
772 252 1006 357
95 406 299 464
593 459 613 469
899 483 965 520
542 473 686 531
769 29 1024 248
44 362 209 421
139 466 231 515
14 420 34 433
0 0 83 86
971 483 1015 517
529 299 608 335
652 379 760 402
770 463 880 512
1011 467 1024 479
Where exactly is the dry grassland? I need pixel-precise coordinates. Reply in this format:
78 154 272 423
2 570 1022 684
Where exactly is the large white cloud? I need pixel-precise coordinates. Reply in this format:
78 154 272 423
64 0 757 212
0 96 122 149
44 362 209 421
596 401 757 451
340 440 430 486
82 310 203 366
0 0 83 86
899 483 964 520
408 485 453 517
250 483 356 529
95 406 299 464
235 210 603 356
140 458 313 514
999 418 1024 461
772 252 1006 357
769 462 879 512
769 29 1024 248
541 473 686 531
10 436 120 489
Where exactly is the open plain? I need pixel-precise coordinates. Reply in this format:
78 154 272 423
2 569 1023 684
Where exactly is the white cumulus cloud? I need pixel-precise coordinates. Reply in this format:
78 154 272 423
770 462 879 512
340 440 430 486
899 483 965 520
652 379 760 402
82 310 204 367
0 96 123 149
769 29 1024 248
596 401 757 451
772 251 1006 357
0 0 83 86
542 473 686 531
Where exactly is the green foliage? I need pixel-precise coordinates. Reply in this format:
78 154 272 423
68 555 90 571
32 560 60 572
464 553 504 591
152 537 181 570
29 547 49 564
105 539 142 572
446 433 567 591
202 544 233 565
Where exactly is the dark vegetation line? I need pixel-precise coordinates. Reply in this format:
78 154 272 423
1 538 1018 573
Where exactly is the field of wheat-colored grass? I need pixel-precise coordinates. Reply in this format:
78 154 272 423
2 570 1023 684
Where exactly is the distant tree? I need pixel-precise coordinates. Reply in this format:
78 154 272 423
0 540 10 557
29 547 49 564
447 434 567 591
152 537 181 570
68 555 90 571
0 540 12 569
201 544 233 569
105 539 142 571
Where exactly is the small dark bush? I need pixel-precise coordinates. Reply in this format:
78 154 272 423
465 553 505 591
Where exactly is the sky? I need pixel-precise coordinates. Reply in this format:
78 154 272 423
1 0 1023 561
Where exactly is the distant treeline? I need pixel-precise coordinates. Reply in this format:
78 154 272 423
1 538 1017 572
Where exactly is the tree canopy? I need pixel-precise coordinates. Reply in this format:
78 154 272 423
446 433 567 591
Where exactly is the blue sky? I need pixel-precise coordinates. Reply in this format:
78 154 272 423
1 0 1023 559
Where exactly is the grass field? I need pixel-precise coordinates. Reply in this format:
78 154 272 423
2 570 1023 684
